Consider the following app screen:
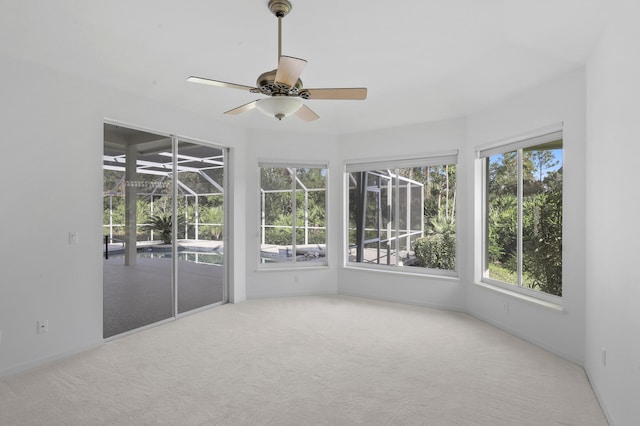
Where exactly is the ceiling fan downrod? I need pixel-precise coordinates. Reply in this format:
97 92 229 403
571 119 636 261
268 0 292 61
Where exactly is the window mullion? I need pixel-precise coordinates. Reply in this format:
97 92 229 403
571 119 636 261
394 168 400 267
484 159 490 277
517 149 523 287
171 135 178 317
377 176 382 264
291 168 297 263
260 189 265 246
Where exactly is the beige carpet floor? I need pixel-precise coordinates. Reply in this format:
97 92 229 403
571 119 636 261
0 295 607 425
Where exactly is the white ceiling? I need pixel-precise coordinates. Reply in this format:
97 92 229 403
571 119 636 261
0 0 606 135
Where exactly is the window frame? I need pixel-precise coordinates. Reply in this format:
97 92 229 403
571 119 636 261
476 125 564 303
344 151 459 278
257 160 329 270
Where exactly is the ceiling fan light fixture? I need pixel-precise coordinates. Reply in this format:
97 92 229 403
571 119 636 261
256 96 302 120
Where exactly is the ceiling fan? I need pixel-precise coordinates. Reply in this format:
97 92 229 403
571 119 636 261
187 0 367 122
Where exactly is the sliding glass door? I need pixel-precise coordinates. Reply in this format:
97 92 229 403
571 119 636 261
176 139 226 314
103 124 226 338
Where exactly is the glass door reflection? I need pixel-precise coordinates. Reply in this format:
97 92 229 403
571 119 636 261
176 140 226 314
103 125 174 338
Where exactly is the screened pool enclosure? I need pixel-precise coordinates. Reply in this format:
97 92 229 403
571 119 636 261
103 145 225 248
348 170 425 266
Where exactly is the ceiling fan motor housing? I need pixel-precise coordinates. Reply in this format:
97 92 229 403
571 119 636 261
255 69 305 97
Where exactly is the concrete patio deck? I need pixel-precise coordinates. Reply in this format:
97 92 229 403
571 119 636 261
103 241 224 338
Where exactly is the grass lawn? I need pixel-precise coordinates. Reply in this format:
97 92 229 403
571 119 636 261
488 263 539 290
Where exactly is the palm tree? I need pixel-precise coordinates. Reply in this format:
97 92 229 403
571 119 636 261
147 213 185 244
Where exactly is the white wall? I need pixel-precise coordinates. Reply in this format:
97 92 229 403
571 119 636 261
337 119 468 312
585 2 640 424
336 73 588 365
0 54 247 376
464 69 587 364
243 128 341 299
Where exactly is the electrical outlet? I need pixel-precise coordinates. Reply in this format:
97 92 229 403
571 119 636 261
601 347 607 367
294 274 300 284
37 320 49 334
503 303 510 313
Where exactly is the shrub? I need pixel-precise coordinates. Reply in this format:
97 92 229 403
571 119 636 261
413 217 456 270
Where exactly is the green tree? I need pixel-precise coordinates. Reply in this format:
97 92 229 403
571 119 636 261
265 213 294 246
529 148 559 183
488 194 517 270
103 197 151 240
412 165 457 268
261 166 327 247
522 166 563 296
199 206 224 240
486 148 562 296
261 167 293 226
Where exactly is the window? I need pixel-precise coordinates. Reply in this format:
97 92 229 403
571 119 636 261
345 152 457 275
259 163 328 267
479 130 563 297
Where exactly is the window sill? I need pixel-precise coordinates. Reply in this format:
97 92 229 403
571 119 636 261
256 264 329 272
473 281 564 312
343 263 459 281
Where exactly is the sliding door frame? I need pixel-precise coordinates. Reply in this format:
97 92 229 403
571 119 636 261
103 119 229 338
174 134 229 318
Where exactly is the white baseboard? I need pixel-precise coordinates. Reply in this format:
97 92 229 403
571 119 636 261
469 310 583 366
247 291 336 300
0 340 104 379
339 290 584 366
338 290 466 314
583 365 615 426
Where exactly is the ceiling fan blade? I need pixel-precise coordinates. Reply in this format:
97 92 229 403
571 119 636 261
274 56 307 87
187 76 256 92
304 88 367 100
224 100 259 116
295 104 319 122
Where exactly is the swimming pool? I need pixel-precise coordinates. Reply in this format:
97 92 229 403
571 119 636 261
106 247 224 266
